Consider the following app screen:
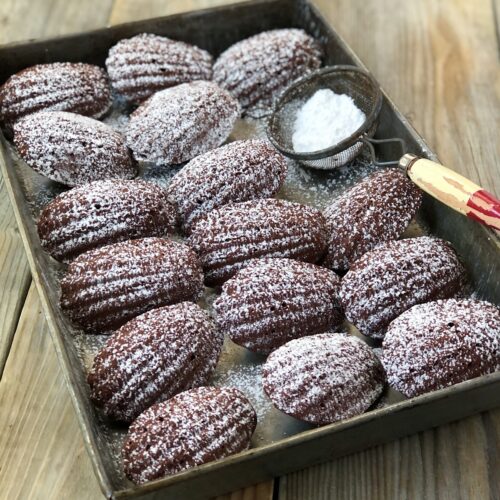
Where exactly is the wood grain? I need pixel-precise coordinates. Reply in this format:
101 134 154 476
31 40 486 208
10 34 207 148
279 410 500 500
0 0 114 44
0 285 103 500
0 173 30 378
109 0 245 25
216 482 274 500
0 0 498 499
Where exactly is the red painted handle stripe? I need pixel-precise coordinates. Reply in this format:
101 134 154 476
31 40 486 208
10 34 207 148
466 189 500 230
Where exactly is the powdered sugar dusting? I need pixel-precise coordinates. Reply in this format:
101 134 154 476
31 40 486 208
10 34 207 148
106 33 213 104
214 258 342 354
88 302 223 422
263 333 385 424
122 386 256 483
13 111 136 186
38 179 177 262
166 139 287 233
102 94 131 133
188 198 328 286
323 168 422 271
0 62 112 128
126 80 240 165
214 29 322 117
280 151 379 208
340 236 468 339
382 299 500 397
212 363 271 422
60 237 204 333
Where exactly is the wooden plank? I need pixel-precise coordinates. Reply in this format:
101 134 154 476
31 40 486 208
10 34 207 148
0 174 30 378
216 482 274 500
279 411 500 499
0 0 115 45
0 284 103 500
109 0 246 25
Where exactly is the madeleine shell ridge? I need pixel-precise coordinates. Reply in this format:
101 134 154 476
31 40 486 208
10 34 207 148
214 258 343 354
263 333 385 425
122 386 257 484
340 236 467 339
38 179 176 262
60 237 204 333
88 302 223 422
188 198 329 286
382 299 500 397
166 139 287 233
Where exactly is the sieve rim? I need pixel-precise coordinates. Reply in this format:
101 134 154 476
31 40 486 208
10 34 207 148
266 65 383 161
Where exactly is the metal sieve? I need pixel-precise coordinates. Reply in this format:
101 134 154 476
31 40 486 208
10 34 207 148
266 65 406 169
266 65 500 230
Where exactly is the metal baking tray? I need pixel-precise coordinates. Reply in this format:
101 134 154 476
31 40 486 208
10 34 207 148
1 0 499 498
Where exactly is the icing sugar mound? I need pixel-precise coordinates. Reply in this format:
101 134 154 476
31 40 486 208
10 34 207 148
382 298 500 398
292 89 366 153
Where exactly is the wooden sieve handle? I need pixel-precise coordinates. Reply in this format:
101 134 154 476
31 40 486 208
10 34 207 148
399 154 500 231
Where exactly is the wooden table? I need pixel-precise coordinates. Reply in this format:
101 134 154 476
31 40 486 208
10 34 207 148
0 0 499 498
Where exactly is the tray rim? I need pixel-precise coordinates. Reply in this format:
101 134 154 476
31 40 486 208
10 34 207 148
1 0 499 498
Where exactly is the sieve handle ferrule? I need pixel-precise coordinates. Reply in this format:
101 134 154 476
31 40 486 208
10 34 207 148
400 154 500 231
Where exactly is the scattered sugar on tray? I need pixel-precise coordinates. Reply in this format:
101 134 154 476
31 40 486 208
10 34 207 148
102 94 131 134
73 332 110 370
212 363 272 421
280 151 378 208
292 89 366 153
